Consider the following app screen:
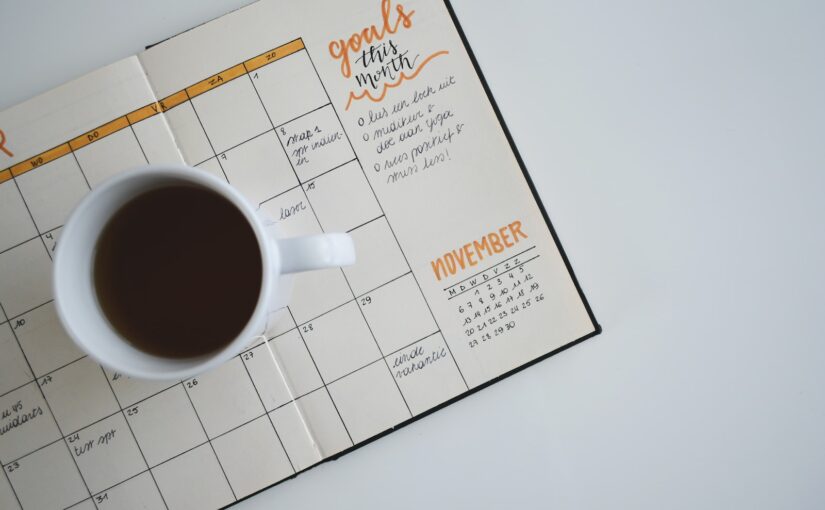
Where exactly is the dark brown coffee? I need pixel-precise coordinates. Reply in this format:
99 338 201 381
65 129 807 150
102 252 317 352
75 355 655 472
93 184 262 358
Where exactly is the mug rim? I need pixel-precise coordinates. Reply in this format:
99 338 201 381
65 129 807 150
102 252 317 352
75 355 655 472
53 164 277 380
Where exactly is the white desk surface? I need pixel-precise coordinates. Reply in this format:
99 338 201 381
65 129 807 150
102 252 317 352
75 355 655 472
2 1 824 508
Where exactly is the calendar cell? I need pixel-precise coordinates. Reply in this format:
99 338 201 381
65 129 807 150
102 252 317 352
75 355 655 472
131 113 186 165
306 160 382 232
0 383 61 463
74 128 147 188
183 358 264 438
6 440 88 510
70 413 145 494
252 51 327 127
124 385 206 466
94 471 165 510
0 322 32 395
219 131 297 205
0 468 19 509
211 416 293 497
359 273 438 354
388 333 465 415
0 180 37 253
270 388 351 471
344 217 409 295
40 357 119 433
15 155 88 233
301 301 381 383
0 239 52 318
242 329 323 411
191 76 270 154
15 302 84 377
277 105 355 182
327 361 409 443
163 101 215 165
151 444 234 510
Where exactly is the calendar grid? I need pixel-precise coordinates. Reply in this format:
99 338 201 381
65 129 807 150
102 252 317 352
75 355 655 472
284 307 354 446
97 366 170 510
243 56 393 439
0 28 580 508
0 303 96 509
303 45 471 391
179 382 237 502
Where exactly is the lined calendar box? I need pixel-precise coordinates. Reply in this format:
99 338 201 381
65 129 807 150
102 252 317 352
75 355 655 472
191 76 270 154
0 322 33 395
301 301 381 383
277 105 355 182
307 160 382 232
327 360 409 443
0 239 52 319
219 131 297 206
6 440 88 510
343 217 409 296
270 388 351 471
98 471 166 510
0 382 61 463
0 180 37 253
15 155 88 233
16 302 84 377
40 357 119 433
252 51 327 127
74 128 147 188
211 416 293 496
70 413 145 494
243 329 323 411
164 102 215 165
152 444 234 510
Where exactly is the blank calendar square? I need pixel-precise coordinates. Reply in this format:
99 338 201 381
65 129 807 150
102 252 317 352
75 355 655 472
308 160 382 232
253 51 327 127
7 440 88 510
344 217 409 295
41 357 119 433
74 128 147 188
302 301 381 383
389 333 466 415
220 131 297 205
16 302 83 377
278 105 355 182
125 385 206 466
0 239 52 318
0 466 18 510
151 444 234 510
359 274 438 354
68 500 94 510
0 322 32 395
211 416 293 497
15 156 88 233
288 267 352 326
106 371 176 408
70 413 145 494
243 329 323 410
0 382 61 463
100 471 166 510
328 361 410 443
271 389 351 471
183 358 264 438
163 102 214 165
191 77 270 154
0 180 37 253
131 114 185 165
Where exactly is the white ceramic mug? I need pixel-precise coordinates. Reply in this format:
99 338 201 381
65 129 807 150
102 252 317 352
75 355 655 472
53 165 355 380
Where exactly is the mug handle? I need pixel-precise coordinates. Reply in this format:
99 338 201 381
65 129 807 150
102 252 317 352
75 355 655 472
276 233 356 274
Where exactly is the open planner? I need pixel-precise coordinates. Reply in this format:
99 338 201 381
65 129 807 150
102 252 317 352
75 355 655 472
0 0 600 508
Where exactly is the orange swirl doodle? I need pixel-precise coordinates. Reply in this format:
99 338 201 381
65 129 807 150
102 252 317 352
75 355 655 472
344 50 448 110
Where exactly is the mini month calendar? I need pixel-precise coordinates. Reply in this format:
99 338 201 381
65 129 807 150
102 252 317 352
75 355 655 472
0 0 600 508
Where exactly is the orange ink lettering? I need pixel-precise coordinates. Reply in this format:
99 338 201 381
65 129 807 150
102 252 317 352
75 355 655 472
0 129 12 158
430 220 529 281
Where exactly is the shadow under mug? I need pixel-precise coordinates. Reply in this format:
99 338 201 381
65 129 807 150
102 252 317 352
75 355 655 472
53 165 355 380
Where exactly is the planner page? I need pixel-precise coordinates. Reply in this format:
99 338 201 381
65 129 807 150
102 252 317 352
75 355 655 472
0 1 599 508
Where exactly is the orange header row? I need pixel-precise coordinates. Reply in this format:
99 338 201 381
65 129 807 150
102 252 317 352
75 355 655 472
1 38 305 180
